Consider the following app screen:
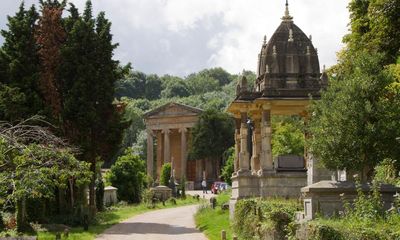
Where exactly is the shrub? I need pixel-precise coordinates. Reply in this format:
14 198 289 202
142 189 155 208
180 176 186 199
160 163 171 186
221 148 234 185
0 211 4 231
233 198 301 239
107 149 146 203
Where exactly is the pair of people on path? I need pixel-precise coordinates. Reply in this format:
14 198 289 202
201 179 207 194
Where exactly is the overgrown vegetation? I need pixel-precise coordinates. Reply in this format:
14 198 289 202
195 191 232 240
233 198 302 240
160 163 172 186
106 149 146 203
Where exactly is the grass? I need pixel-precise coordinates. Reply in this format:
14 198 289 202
32 197 200 240
194 191 232 240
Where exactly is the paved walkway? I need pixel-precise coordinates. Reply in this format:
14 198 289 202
96 205 207 240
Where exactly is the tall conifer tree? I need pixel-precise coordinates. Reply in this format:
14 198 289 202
0 3 43 121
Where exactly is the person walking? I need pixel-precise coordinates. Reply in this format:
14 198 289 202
201 179 207 194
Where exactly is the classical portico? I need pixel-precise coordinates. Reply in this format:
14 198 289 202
144 102 212 189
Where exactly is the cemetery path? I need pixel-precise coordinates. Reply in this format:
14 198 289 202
95 205 207 240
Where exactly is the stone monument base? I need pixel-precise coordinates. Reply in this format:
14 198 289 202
229 170 307 218
299 180 400 221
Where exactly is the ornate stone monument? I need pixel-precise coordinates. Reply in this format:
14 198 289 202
227 1 331 217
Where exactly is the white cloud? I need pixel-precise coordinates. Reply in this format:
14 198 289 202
0 0 350 76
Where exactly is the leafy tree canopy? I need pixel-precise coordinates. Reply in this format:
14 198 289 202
189 109 234 160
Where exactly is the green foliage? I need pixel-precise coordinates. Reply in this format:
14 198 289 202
221 148 234 185
233 198 301 240
344 0 400 64
186 74 220 95
0 3 44 121
308 52 400 172
180 176 186 199
107 149 146 203
272 117 304 157
160 163 172 186
161 76 190 98
189 109 234 160
374 158 399 185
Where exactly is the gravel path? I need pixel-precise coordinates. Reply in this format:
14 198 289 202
96 205 207 240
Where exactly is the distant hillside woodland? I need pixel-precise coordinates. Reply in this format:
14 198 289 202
113 67 305 166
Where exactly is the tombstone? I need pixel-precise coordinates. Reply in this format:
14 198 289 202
275 155 306 171
151 185 172 202
300 180 400 221
103 186 118 206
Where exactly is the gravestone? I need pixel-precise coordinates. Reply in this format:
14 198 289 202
150 185 172 202
276 155 305 171
103 186 118 205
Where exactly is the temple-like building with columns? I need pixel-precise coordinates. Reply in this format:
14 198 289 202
144 102 219 190
227 1 330 213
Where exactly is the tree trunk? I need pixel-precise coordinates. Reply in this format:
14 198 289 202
89 154 97 217
16 198 28 232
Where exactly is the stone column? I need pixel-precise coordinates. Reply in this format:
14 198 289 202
259 109 273 174
162 128 171 163
179 127 188 180
146 129 154 178
233 118 241 174
238 112 250 174
251 118 261 175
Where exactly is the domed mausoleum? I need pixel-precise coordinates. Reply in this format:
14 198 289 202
228 1 330 216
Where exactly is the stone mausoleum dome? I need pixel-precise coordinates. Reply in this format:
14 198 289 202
236 0 328 100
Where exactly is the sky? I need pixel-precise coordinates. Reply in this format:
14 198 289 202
0 0 350 77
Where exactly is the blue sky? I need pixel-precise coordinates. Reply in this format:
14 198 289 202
0 0 350 77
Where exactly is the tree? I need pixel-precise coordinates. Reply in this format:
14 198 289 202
272 118 304 157
198 67 233 86
221 148 234 185
145 74 162 100
0 3 44 121
186 73 220 95
59 1 125 212
308 53 400 176
161 75 190 98
344 0 400 65
35 0 66 117
189 109 234 174
160 163 172 186
0 117 91 232
107 149 146 203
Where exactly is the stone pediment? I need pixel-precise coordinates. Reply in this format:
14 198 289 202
144 102 203 119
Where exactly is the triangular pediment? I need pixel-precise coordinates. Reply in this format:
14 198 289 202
144 102 203 118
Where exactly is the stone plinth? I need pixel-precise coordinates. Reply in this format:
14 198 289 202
259 171 307 198
229 173 260 218
151 185 172 201
229 171 307 218
300 180 400 220
104 186 118 205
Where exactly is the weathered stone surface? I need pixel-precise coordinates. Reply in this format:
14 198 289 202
150 185 172 201
276 155 304 170
300 180 400 220
104 186 118 205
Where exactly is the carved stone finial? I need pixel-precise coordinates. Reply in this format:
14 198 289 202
288 29 294 42
309 34 312 42
320 64 328 87
282 0 293 21
306 46 311 55
263 35 267 44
